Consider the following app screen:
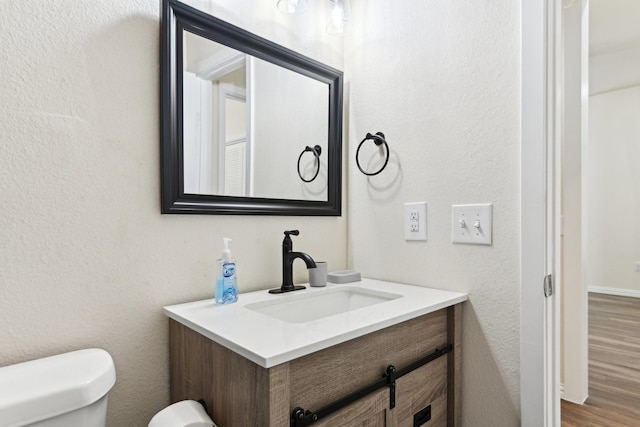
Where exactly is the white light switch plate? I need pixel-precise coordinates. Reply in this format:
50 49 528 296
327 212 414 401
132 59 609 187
404 202 427 241
451 203 493 245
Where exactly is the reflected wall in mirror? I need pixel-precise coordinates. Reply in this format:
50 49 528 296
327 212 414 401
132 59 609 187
161 0 343 215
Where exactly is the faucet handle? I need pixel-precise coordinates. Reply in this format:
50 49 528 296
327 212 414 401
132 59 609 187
284 230 300 237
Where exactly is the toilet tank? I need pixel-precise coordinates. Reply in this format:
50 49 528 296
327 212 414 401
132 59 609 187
0 348 116 427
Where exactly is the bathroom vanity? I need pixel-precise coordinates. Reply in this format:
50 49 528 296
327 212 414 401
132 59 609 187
164 279 467 426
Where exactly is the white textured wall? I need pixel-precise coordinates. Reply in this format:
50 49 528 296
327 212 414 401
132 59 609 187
586 0 640 293
590 46 640 95
587 86 640 292
0 1 345 426
589 0 640 95
345 1 521 425
252 58 329 200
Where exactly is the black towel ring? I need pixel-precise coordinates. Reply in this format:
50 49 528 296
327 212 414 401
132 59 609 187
297 145 322 183
356 132 389 176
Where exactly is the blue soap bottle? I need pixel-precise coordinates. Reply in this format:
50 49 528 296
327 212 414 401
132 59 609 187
215 238 238 304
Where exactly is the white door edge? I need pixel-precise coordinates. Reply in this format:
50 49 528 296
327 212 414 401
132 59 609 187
521 0 561 425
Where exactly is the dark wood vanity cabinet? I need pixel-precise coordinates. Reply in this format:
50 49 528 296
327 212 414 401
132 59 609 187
169 304 461 427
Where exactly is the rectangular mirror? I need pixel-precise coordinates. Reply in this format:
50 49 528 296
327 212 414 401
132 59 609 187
161 0 343 215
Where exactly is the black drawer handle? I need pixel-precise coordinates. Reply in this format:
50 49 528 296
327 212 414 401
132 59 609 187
414 404 432 426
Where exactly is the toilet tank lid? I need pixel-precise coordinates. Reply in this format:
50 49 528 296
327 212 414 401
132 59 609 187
0 348 116 427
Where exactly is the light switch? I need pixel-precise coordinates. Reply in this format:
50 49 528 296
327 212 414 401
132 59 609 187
404 202 427 241
451 204 492 245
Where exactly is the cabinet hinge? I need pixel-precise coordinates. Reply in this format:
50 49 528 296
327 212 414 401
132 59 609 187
544 274 553 297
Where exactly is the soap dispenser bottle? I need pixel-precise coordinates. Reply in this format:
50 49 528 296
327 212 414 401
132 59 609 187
215 238 238 304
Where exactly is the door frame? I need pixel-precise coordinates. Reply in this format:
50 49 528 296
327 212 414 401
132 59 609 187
521 0 562 425
217 82 249 196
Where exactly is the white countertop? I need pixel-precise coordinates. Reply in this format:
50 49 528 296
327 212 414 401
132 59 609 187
163 278 467 368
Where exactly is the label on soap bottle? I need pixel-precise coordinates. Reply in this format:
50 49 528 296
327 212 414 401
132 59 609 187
221 262 238 304
223 263 235 278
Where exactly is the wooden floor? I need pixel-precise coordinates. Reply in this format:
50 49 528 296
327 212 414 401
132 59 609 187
561 293 640 426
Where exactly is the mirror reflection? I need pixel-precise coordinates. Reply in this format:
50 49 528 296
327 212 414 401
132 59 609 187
182 30 329 201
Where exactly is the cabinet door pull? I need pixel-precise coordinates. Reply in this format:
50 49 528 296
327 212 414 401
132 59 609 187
413 404 432 426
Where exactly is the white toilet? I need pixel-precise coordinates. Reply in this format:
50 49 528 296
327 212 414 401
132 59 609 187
0 348 116 427
0 348 216 427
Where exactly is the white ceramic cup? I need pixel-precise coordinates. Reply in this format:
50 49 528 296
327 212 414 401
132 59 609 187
309 261 328 287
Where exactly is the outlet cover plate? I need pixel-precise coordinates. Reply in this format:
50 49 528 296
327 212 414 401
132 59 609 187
404 202 427 241
451 203 493 245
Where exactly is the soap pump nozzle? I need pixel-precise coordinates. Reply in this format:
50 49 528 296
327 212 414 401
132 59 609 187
221 238 232 260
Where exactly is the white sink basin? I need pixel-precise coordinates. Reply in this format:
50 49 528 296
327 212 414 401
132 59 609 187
245 286 402 323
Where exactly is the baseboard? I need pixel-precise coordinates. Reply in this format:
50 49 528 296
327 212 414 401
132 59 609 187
560 383 588 404
589 286 640 299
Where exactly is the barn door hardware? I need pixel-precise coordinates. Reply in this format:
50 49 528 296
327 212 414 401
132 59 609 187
290 344 452 427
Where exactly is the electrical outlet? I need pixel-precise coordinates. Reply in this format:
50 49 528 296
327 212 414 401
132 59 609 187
635 262 640 272
404 202 427 241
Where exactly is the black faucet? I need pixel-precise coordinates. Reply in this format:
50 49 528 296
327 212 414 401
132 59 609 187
269 230 316 294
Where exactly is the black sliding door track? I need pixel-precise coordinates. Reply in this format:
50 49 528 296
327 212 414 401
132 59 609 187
290 344 452 427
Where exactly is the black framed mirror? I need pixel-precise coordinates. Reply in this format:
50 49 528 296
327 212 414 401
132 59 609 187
161 0 343 215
